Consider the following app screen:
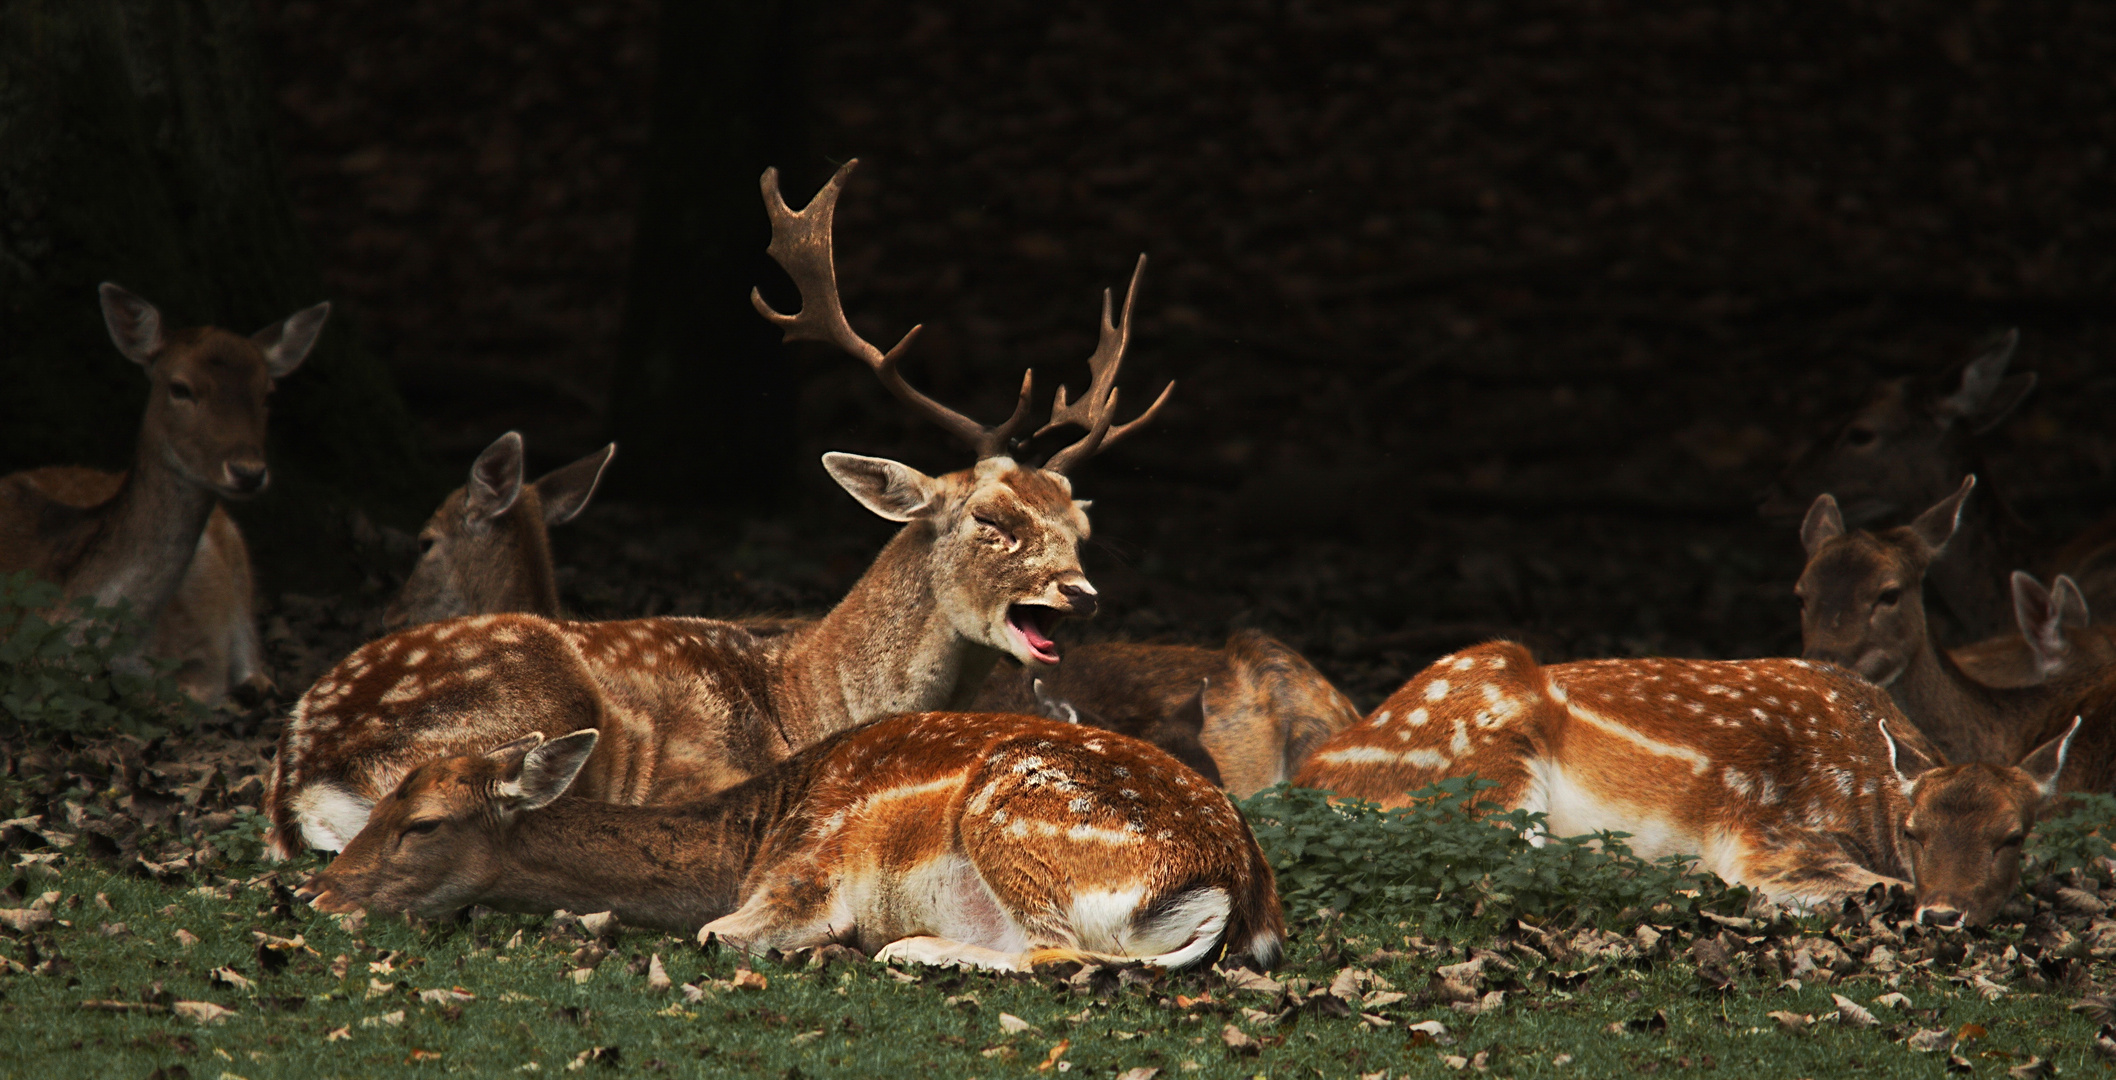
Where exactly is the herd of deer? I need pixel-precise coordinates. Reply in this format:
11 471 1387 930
4 161 2113 975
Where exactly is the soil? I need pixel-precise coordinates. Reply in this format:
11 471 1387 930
246 0 2116 710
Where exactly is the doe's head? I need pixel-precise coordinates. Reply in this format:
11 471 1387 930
100 283 327 499
1884 716 2078 928
384 433 616 631
297 730 598 919
1795 475 1973 685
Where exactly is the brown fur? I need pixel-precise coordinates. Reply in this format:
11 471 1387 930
300 713 1283 970
0 286 323 702
973 630 1361 796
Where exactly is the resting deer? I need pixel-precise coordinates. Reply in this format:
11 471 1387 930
298 712 1284 970
382 431 616 631
0 284 326 703
1293 642 2083 926
974 630 1363 797
1797 476 2115 775
265 160 1171 858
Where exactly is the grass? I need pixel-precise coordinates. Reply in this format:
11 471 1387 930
0 853 2102 1079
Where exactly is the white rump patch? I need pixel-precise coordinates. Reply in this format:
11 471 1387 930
290 783 375 853
1103 885 1232 969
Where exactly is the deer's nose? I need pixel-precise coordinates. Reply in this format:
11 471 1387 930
1058 582 1098 617
1915 905 1963 928
224 461 269 494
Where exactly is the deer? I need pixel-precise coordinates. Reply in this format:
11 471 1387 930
381 431 617 631
0 284 326 703
1292 641 2084 926
1759 331 2037 640
296 712 1285 971
264 159 1172 858
973 630 1364 797
1797 476 2116 773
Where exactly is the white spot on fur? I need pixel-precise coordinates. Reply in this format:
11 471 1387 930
1376 710 1393 725
1452 656 1476 671
1426 679 1451 701
1407 707 1430 726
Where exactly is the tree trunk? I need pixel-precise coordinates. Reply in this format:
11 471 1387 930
0 0 428 587
608 0 805 506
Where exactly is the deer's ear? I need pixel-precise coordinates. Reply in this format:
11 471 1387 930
1934 330 2034 434
1881 719 1946 792
2011 572 2071 677
2017 716 2080 798
252 301 331 378
823 452 942 522
535 443 616 526
483 732 546 763
99 283 164 365
2053 574 2092 628
1800 494 1846 556
497 729 599 811
1907 475 1974 556
466 432 526 522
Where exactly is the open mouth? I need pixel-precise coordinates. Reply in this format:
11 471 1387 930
1006 605 1064 664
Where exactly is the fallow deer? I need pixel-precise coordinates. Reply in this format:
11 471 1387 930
381 431 617 631
298 712 1284 971
974 630 1363 797
0 284 326 702
1760 331 2036 639
1293 642 2082 925
1797 477 2116 775
264 160 1171 858
1943 573 2114 689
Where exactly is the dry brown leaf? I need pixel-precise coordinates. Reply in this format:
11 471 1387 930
999 1012 1038 1035
646 953 671 992
417 987 475 1004
2007 1057 2055 1078
1220 1023 1260 1054
732 969 767 992
1113 1070 1158 1080
1831 994 1878 1028
1767 1010 1811 1032
1221 968 1283 995
0 908 52 932
173 929 199 948
172 1000 236 1025
325 1026 351 1042
360 1010 406 1028
2071 994 2116 1026
1906 1028 1951 1052
1036 1039 1071 1072
210 967 253 992
578 911 618 937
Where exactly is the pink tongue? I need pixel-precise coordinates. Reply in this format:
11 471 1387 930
1012 611 1059 660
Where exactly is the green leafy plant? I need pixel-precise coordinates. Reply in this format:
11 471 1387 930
2027 791 2116 884
1241 777 1744 930
0 569 204 736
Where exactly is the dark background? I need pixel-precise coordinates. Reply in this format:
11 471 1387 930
7 0 2114 707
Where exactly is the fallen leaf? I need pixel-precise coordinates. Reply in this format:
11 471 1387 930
1955 1022 1988 1044
1871 992 1911 1010
569 968 595 985
325 1026 350 1042
407 1050 442 1063
1329 967 1376 1000
210 967 254 992
945 994 981 1011
1946 1053 1973 1074
1114 1070 1159 1080
172 1001 236 1025
1404 1019 1453 1046
1442 1055 1469 1070
360 1010 406 1028
1358 1012 1392 1028
1220 1024 1259 1055
1831 994 1878 1028
1037 1039 1071 1072
1970 975 2009 1001
174 929 199 948
0 908 52 932
999 1013 1038 1035
2092 1030 2116 1064
2071 995 2116 1026
1174 993 1213 1010
1906 1028 1951 1052
646 954 670 992
2007 1057 2055 1079
1553 1053 1574 1066
578 912 617 937
417 987 475 1004
1221 968 1282 995
1452 990 1505 1016
1767 1011 1811 1033
731 969 767 992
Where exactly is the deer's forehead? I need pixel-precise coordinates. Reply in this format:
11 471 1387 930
1803 537 1909 591
159 331 269 386
957 463 1083 525
387 760 496 813
1910 765 2035 822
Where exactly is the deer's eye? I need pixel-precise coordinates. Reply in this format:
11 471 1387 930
400 819 442 839
973 516 1013 545
418 534 439 556
1996 832 2024 850
168 381 197 402
1900 828 1921 845
1876 588 1903 607
1843 426 1878 448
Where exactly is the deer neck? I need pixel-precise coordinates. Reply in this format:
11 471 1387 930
1921 502 2021 641
1891 621 2046 765
485 778 795 933
778 525 1003 743
64 431 219 624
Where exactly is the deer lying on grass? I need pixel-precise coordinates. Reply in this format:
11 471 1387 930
381 431 616 631
1798 476 2115 775
298 712 1284 970
0 284 326 703
1294 641 2083 926
265 160 1171 858
974 630 1363 797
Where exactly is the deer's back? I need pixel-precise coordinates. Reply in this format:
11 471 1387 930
0 466 120 576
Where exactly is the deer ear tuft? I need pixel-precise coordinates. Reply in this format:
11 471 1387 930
1800 494 1846 556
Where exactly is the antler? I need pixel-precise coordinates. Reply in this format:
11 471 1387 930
1038 255 1175 475
752 159 1033 460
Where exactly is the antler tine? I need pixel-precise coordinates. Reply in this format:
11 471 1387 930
751 160 1029 459
1042 254 1174 475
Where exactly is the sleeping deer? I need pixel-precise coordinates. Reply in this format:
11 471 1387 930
1293 642 2083 926
974 630 1363 797
265 160 1171 858
1797 476 2115 776
0 284 326 703
298 712 1284 971
381 431 616 631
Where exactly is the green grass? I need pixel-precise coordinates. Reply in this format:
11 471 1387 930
0 855 2101 1079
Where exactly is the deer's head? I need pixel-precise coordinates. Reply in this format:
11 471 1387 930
1795 476 1973 685
100 283 328 498
1760 332 2032 527
384 433 616 631
298 730 599 918
755 162 1171 667
1883 716 2077 928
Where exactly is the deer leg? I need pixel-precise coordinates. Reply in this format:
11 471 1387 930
873 936 1025 972
1737 841 1907 911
